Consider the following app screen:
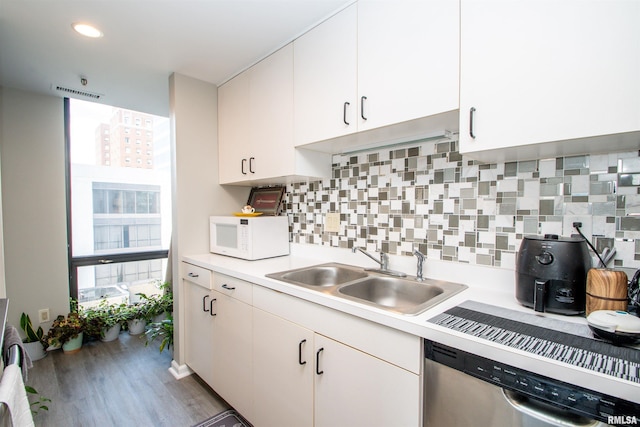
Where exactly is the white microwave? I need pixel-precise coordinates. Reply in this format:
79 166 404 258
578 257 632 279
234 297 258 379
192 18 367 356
209 215 290 260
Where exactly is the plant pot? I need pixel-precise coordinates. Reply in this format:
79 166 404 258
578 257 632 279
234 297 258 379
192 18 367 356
23 341 47 361
62 332 84 354
127 319 147 335
101 324 121 342
152 312 167 323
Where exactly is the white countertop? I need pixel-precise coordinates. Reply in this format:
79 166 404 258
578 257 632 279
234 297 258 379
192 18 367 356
183 244 640 404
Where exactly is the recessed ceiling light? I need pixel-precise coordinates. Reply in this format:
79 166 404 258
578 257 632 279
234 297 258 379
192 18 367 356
72 23 103 38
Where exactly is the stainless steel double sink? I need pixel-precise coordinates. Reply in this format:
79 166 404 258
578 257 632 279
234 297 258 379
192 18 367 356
266 263 467 316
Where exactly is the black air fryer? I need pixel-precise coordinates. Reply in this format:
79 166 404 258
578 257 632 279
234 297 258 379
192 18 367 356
516 234 592 315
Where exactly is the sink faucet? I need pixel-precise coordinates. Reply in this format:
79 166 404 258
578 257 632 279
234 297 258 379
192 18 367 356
413 249 426 281
352 246 388 269
352 246 406 277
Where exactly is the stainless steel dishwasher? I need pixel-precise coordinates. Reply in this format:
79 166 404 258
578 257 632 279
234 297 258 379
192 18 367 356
424 340 636 427
424 301 640 426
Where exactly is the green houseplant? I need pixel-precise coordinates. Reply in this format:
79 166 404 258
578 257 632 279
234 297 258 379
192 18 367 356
82 299 127 342
139 282 173 321
121 301 151 335
45 303 86 353
19 313 47 361
144 313 173 354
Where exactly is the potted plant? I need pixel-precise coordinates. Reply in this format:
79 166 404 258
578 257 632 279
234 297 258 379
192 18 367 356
139 282 173 322
144 313 173 354
45 306 85 354
19 313 47 361
121 302 150 335
82 299 127 342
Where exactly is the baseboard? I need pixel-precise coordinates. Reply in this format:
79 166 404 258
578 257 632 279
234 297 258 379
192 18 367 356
169 360 193 379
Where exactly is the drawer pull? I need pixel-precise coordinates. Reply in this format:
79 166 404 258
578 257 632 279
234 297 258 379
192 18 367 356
316 347 324 375
241 158 247 175
209 298 217 317
343 102 350 125
188 272 199 278
249 157 255 174
202 295 210 313
360 96 367 120
469 107 477 139
298 339 307 365
222 284 236 291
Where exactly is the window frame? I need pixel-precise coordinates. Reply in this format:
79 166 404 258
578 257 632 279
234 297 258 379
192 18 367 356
65 98 169 301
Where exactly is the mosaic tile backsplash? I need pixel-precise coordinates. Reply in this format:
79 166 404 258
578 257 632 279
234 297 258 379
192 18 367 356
284 138 640 273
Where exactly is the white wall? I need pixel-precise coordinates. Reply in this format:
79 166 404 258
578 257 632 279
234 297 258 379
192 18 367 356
0 87 70 330
169 73 248 369
0 87 6 298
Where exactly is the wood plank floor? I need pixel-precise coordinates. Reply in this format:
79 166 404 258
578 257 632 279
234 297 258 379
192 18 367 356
26 331 229 426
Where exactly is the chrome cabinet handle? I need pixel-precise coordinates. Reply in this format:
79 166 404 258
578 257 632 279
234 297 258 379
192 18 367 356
249 157 255 174
98 259 113 264
469 107 477 139
316 347 324 375
298 339 307 365
241 158 247 175
343 102 350 125
209 298 217 317
360 96 367 120
222 284 236 291
202 295 210 313
188 272 199 278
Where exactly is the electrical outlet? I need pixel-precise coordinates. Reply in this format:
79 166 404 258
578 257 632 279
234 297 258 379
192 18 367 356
38 308 50 323
325 212 340 233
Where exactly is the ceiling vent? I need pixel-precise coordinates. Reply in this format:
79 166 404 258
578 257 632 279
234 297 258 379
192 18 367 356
51 84 103 100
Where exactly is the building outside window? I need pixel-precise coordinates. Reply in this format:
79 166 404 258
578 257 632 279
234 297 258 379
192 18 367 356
68 98 171 307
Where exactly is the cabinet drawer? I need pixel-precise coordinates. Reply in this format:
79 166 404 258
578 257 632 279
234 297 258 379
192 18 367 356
214 274 253 305
182 262 213 289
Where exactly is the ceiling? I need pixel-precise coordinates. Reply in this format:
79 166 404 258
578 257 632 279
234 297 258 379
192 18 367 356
0 0 352 117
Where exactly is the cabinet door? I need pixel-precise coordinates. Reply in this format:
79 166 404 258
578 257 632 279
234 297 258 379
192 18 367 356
248 43 295 180
294 3 358 146
219 71 251 184
210 290 253 419
314 334 421 427
459 0 640 156
252 309 314 427
184 281 215 386
357 0 459 131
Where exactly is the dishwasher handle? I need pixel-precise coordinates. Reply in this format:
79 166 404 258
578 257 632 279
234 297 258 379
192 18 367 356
502 389 602 427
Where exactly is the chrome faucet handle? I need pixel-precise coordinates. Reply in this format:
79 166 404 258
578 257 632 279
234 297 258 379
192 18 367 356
380 252 389 270
413 249 425 281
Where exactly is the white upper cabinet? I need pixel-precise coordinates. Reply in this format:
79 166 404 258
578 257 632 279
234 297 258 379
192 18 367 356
294 0 460 148
294 4 358 145
459 0 640 162
219 44 331 185
218 70 250 184
219 44 293 184
357 0 459 132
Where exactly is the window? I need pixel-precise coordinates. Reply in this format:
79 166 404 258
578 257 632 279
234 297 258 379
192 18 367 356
67 98 171 307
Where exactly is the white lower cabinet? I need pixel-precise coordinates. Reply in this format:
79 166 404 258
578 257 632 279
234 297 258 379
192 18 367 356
184 279 215 386
251 286 422 427
314 334 420 427
252 308 420 427
252 308 314 427
183 265 253 420
184 263 421 426
209 289 252 419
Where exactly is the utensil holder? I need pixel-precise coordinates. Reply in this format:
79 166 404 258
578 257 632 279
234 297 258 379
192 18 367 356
586 268 628 316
